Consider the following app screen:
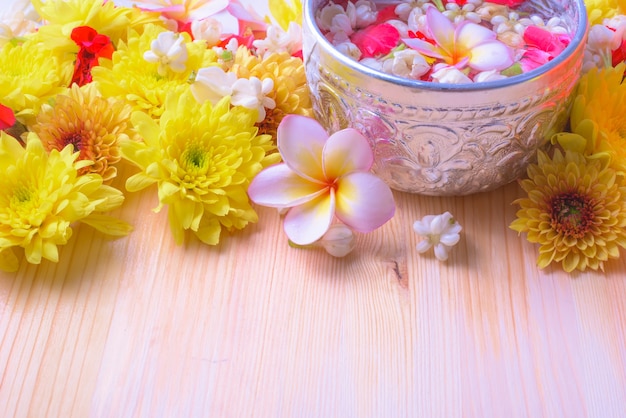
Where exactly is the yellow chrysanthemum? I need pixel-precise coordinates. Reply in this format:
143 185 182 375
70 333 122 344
0 38 73 125
268 0 302 30
511 149 626 273
92 24 217 119
584 0 626 25
570 63 626 173
230 48 312 139
120 90 279 245
0 132 132 273
31 83 133 182
31 0 163 49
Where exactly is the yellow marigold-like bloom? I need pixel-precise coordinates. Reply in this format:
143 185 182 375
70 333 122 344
92 24 217 119
31 84 133 182
0 38 73 125
31 0 163 49
121 90 279 245
0 132 132 273
268 0 302 30
584 0 626 25
570 63 626 173
230 48 312 139
511 149 626 273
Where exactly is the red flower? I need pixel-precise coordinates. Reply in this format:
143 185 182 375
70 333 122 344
351 23 400 58
487 0 525 6
70 26 114 86
0 103 15 130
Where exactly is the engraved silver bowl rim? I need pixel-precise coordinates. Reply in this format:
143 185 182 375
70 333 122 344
303 0 588 92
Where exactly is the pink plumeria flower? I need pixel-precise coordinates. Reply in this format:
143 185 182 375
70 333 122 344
248 115 396 245
403 6 514 72
132 0 229 23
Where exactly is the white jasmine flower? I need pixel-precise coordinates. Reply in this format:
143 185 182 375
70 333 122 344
317 3 351 32
231 77 276 122
253 22 303 58
143 31 188 76
431 64 472 84
474 69 508 83
413 212 462 261
335 40 362 60
190 66 237 105
385 19 410 38
359 57 384 71
382 49 430 79
583 24 616 70
353 0 378 28
191 17 223 46
395 1 428 21
317 224 356 257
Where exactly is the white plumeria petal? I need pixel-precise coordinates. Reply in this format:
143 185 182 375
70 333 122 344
191 66 236 104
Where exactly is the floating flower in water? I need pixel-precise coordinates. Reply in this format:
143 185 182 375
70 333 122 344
248 115 395 245
32 83 133 182
0 132 131 272
511 148 626 272
121 90 278 245
403 6 514 72
317 0 575 82
413 212 462 261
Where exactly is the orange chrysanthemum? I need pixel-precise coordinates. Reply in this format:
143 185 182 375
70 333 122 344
230 48 312 139
511 149 626 272
31 83 133 182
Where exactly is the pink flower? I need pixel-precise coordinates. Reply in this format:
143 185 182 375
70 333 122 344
351 23 400 58
248 115 396 245
520 26 570 71
402 7 513 72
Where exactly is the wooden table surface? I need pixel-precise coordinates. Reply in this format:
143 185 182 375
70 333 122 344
1 162 625 417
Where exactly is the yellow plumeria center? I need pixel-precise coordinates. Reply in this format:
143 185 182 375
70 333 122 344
550 192 595 239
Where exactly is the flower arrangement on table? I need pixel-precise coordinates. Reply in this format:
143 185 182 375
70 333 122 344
0 0 625 275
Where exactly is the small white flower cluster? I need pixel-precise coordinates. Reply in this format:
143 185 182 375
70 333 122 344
253 22 303 59
316 0 378 59
191 66 276 122
413 212 462 261
583 15 626 72
143 20 302 123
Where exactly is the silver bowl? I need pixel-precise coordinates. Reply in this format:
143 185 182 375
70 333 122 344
302 0 588 195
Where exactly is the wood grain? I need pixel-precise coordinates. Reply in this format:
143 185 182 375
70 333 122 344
1 172 625 417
